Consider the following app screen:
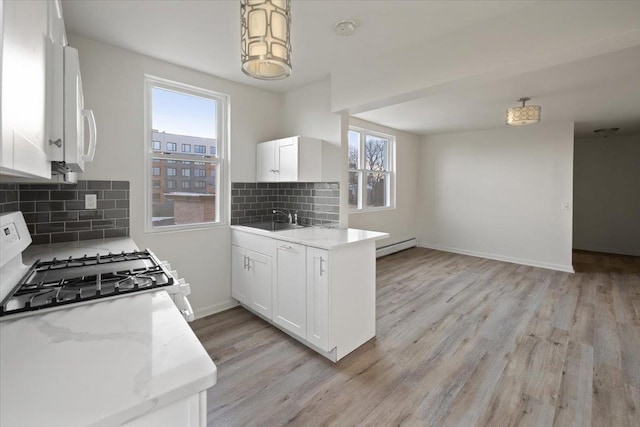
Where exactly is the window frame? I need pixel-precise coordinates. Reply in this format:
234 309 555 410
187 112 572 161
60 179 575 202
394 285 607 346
144 75 229 233
348 126 396 213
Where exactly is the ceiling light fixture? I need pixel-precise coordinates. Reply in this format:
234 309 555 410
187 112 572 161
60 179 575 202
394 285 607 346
593 128 620 138
506 97 541 126
240 0 292 80
334 20 357 37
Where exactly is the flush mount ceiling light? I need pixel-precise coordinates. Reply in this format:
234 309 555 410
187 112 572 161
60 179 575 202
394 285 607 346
506 97 541 126
240 0 292 80
593 128 620 138
334 20 357 37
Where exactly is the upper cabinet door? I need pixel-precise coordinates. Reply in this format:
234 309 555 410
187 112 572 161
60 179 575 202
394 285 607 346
277 137 298 182
0 0 51 178
256 139 276 182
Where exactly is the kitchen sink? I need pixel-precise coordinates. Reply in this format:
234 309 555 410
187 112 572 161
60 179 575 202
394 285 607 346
240 221 306 231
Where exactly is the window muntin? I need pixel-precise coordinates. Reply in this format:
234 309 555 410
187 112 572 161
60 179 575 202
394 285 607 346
348 127 395 211
146 76 226 231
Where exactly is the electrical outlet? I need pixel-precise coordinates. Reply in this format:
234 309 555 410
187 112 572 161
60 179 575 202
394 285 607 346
85 194 97 209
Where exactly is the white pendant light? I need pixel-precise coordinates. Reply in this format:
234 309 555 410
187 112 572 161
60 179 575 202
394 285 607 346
240 0 292 80
506 97 541 126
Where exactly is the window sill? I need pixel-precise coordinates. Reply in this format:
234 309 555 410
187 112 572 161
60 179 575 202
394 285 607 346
144 221 227 235
349 206 396 215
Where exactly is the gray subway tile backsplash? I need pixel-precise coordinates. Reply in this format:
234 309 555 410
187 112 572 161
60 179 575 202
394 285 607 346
231 182 340 227
0 180 130 244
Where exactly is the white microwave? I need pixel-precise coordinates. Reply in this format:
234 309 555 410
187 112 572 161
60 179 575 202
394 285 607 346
49 46 96 173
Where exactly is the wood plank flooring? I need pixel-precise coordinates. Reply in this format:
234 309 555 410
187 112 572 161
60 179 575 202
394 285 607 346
191 248 640 426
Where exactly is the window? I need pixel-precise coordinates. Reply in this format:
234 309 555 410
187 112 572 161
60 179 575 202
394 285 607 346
146 76 226 231
152 167 161 176
348 127 395 211
152 140 161 150
153 180 161 189
152 193 161 202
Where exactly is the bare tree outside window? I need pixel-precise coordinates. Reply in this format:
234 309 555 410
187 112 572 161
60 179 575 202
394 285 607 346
348 128 394 210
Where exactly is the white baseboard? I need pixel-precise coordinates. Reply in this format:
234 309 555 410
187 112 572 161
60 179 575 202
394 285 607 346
193 299 239 320
418 242 575 273
376 238 418 258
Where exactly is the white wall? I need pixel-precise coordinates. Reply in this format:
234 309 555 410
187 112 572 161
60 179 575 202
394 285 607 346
573 133 640 255
417 122 575 272
348 117 420 248
281 79 348 226
70 35 283 317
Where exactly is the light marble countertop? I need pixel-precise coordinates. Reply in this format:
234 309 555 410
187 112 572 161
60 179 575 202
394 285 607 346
231 225 389 250
1 238 217 426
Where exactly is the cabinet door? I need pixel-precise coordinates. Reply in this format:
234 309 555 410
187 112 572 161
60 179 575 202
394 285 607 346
231 245 251 304
1 0 51 178
277 137 298 182
273 241 306 339
248 251 272 319
256 140 276 182
306 248 330 351
45 0 65 163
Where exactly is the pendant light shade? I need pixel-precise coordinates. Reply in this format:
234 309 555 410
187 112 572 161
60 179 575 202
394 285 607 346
506 97 541 126
240 0 292 80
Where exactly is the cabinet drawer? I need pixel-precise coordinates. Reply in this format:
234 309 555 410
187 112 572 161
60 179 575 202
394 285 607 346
231 230 274 256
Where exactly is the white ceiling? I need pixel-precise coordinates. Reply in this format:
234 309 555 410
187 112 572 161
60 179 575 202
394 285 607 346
355 46 640 138
61 0 640 138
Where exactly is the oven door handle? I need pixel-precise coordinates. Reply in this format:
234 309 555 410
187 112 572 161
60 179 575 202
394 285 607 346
176 294 194 322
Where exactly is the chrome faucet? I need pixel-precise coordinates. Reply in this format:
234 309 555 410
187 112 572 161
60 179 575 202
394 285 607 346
273 209 292 224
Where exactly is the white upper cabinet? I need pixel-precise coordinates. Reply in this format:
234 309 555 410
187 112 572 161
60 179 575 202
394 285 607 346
256 136 340 183
1 0 51 178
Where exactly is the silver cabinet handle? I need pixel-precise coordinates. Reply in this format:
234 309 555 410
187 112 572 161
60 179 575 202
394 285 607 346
243 255 247 269
280 244 293 250
319 256 325 276
247 257 252 271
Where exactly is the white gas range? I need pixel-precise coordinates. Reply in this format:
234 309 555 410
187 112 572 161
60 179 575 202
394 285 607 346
0 211 194 322
0 211 215 426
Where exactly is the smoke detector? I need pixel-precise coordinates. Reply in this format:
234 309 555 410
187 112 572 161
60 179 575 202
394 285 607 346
334 20 357 37
593 128 620 138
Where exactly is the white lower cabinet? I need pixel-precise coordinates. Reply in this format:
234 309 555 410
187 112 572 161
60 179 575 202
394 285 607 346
273 241 307 339
306 247 330 351
123 391 206 427
231 229 377 362
231 244 273 319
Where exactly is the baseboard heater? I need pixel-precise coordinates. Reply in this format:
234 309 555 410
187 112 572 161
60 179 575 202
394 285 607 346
376 238 417 258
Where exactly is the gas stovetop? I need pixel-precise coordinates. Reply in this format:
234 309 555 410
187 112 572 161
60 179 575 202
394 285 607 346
0 250 175 318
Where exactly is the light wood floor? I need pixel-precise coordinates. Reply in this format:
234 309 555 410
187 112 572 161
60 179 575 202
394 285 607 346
192 248 640 426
